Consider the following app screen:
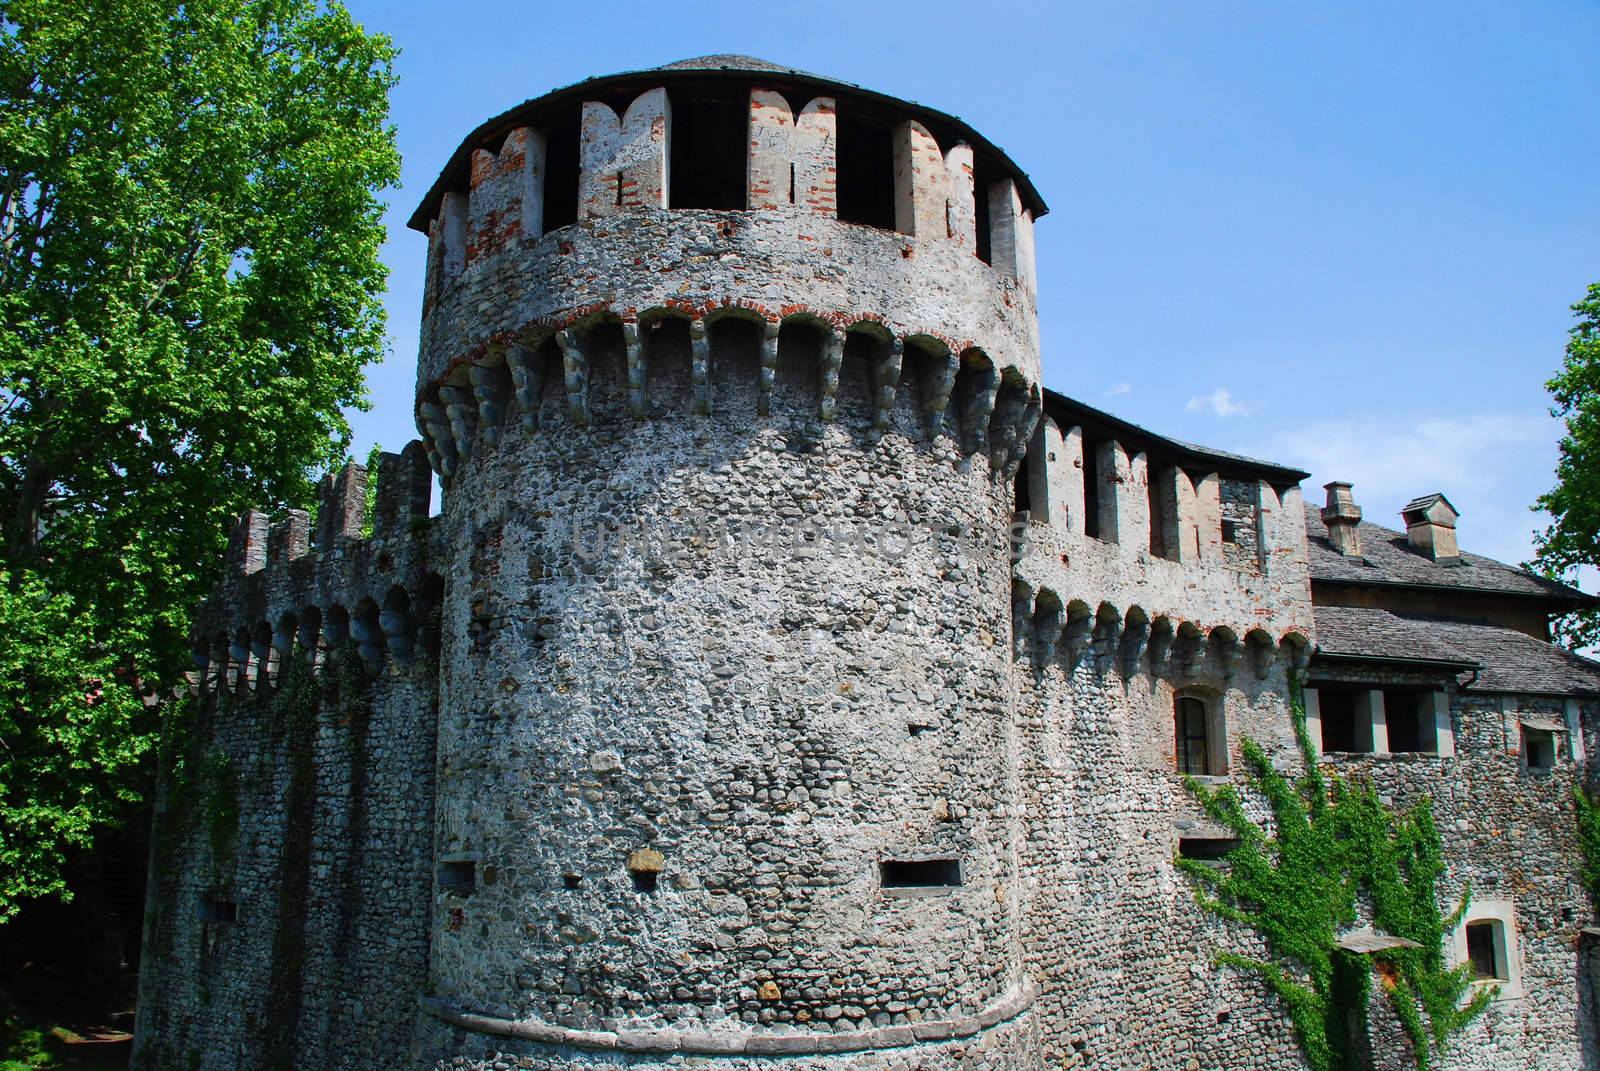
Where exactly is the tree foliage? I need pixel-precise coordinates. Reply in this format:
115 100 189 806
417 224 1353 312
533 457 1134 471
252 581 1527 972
1182 703 1491 1071
1531 282 1600 651
0 0 398 922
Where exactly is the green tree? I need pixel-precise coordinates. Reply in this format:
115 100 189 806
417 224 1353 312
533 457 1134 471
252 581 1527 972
1182 704 1491 1071
0 0 398 922
1531 282 1600 651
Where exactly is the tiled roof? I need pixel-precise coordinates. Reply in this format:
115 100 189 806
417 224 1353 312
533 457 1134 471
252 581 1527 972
1312 605 1600 696
1304 506 1592 605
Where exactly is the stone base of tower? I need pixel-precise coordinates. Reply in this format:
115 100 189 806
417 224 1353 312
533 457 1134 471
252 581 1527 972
418 996 1041 1071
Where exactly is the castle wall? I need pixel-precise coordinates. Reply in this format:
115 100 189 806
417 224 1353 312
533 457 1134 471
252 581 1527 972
134 59 1600 1071
1007 428 1316 1070
416 205 1040 408
1017 651 1309 1071
133 455 443 1071
418 310 1036 1063
1306 664 1595 1071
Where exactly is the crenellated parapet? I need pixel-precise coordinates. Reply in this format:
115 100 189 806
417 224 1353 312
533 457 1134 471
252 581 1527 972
1010 395 1314 678
410 58 1045 465
414 63 1042 293
190 441 442 696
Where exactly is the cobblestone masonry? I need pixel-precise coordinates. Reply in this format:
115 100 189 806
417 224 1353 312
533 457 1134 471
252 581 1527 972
134 56 1596 1071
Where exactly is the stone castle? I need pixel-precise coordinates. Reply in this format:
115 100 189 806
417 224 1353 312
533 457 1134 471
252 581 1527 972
133 56 1600 1070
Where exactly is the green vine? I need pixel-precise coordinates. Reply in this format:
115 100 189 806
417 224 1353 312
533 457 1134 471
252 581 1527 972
1574 784 1600 910
200 751 239 864
1181 686 1493 1071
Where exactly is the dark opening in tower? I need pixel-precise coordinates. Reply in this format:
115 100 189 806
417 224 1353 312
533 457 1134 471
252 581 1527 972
1082 437 1103 539
542 111 580 231
835 110 895 229
669 90 746 210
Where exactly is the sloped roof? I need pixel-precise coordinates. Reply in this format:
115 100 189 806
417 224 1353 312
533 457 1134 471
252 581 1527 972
1304 506 1593 606
1312 605 1600 696
1401 492 1457 518
1042 390 1309 485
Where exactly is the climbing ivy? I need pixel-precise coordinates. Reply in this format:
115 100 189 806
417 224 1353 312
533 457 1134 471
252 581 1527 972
199 751 239 864
1180 691 1492 1071
1574 785 1600 908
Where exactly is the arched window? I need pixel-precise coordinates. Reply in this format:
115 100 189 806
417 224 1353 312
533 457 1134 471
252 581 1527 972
1175 693 1222 776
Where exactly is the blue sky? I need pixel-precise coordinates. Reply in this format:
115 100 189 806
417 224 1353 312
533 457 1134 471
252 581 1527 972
340 0 1600 572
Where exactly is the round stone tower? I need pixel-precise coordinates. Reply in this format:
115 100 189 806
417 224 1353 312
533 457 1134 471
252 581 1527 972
411 55 1047 1069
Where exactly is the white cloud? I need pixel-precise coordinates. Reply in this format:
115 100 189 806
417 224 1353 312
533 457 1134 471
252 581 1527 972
1253 411 1559 566
1105 381 1132 397
1186 388 1251 418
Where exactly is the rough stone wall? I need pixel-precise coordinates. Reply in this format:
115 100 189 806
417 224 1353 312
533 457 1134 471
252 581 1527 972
1308 667 1594 1071
1016 650 1309 1070
1219 477 1261 572
418 1008 1040 1071
132 454 442 1071
421 320 1032 1055
414 208 1040 409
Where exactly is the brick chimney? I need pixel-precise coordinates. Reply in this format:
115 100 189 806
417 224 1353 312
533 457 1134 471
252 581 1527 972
1401 493 1460 562
1321 482 1363 556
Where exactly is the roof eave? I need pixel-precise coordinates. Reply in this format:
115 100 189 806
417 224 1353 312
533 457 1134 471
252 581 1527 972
1309 573 1600 608
1310 650 1479 673
1040 389 1310 484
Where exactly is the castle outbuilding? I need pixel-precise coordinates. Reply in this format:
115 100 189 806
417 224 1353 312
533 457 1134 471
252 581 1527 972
133 56 1600 1071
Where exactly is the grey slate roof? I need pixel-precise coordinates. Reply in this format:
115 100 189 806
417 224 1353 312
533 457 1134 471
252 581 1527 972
1312 605 1600 696
1304 506 1592 605
1043 391 1310 484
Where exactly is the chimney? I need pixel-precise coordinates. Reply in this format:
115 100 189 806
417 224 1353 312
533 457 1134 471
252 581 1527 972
1401 493 1460 562
1321 482 1363 556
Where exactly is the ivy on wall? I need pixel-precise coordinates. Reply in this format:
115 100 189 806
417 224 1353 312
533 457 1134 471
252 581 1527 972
1181 694 1492 1071
200 752 239 865
1574 785 1600 907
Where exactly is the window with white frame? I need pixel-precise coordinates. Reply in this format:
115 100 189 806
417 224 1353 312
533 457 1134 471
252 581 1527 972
1452 899 1520 998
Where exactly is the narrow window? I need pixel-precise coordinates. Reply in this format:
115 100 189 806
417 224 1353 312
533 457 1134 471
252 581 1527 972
615 170 624 206
1147 470 1166 558
880 858 961 889
627 848 663 894
1524 727 1556 772
541 114 580 231
1014 450 1033 516
788 162 796 204
439 859 476 896
835 111 895 229
1082 438 1103 539
1175 695 1212 776
972 158 995 265
1178 836 1240 864
198 898 237 924
668 91 745 209
1466 921 1505 980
